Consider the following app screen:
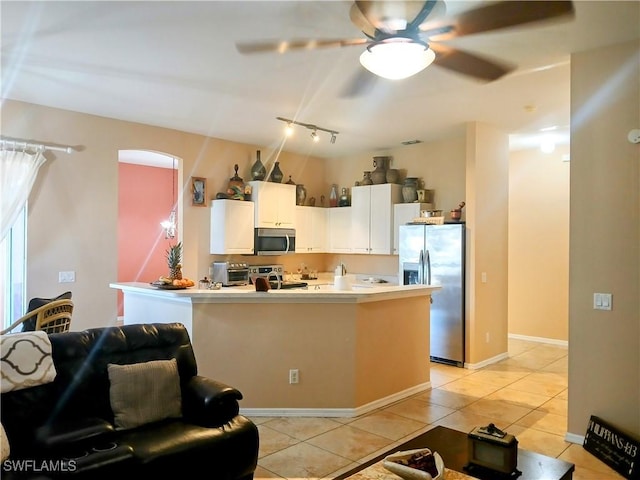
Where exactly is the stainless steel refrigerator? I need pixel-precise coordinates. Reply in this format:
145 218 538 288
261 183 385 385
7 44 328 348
398 223 465 367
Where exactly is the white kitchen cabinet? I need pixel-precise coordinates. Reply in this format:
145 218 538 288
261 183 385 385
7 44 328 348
247 181 296 228
393 202 434 254
295 206 327 253
351 184 402 254
210 199 255 254
327 207 352 253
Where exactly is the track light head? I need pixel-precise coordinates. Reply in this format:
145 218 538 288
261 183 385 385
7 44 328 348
285 122 294 137
330 133 337 144
311 130 319 142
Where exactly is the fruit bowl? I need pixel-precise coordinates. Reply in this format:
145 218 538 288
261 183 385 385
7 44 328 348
382 448 444 480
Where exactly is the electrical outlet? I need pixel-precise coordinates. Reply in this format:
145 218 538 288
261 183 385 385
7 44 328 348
485 332 490 343
289 369 299 384
58 271 76 283
481 272 487 283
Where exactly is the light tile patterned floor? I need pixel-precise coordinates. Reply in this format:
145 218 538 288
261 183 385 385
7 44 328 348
249 339 625 480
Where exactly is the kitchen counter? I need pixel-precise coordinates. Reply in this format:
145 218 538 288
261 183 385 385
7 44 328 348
110 280 436 304
111 280 439 417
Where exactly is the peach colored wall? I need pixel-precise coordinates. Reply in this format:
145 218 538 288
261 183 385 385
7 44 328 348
117 162 177 316
191 296 429 410
465 122 509 365
508 146 570 341
568 39 640 437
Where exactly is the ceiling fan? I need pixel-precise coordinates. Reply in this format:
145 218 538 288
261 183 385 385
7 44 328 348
236 1 575 96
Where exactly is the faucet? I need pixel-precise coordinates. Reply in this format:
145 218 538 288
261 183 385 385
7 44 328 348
267 271 281 290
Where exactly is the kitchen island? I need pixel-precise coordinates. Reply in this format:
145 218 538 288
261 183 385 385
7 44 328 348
110 281 439 417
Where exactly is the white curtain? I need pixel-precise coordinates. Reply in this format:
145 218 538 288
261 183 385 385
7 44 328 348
0 148 47 241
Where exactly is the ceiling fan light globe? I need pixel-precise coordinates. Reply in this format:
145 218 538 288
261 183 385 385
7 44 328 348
359 41 435 80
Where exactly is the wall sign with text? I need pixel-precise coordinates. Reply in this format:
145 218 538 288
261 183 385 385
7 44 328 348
584 415 639 479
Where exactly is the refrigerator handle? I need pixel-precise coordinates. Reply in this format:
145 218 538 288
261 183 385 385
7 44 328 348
418 249 424 285
425 249 432 285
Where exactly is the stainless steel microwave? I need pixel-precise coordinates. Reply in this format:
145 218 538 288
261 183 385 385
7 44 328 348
254 228 295 255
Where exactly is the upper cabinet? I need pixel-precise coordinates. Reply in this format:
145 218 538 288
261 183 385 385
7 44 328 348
248 181 296 228
351 184 402 254
295 206 327 253
210 199 254 254
392 203 434 254
327 207 352 253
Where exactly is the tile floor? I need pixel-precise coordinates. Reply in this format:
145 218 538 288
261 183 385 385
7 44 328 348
248 338 625 480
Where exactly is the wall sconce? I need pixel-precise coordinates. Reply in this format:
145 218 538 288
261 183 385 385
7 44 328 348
161 210 176 239
276 117 339 144
160 157 177 239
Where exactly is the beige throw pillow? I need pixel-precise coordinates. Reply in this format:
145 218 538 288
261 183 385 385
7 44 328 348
1 423 9 461
108 358 182 430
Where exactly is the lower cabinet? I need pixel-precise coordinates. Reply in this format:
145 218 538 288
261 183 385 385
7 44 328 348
210 200 255 254
295 206 327 253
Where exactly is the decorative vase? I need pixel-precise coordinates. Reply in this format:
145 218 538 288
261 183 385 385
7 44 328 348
402 177 419 203
371 156 390 184
386 168 399 184
269 161 283 183
286 175 295 185
361 171 373 185
329 184 338 207
338 187 350 207
296 184 307 206
250 150 266 181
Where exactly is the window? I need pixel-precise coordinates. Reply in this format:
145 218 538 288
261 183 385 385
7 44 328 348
1 206 27 329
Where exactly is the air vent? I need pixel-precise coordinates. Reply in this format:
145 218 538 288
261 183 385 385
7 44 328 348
401 140 422 145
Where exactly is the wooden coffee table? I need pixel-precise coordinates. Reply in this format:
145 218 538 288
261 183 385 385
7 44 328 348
342 426 575 480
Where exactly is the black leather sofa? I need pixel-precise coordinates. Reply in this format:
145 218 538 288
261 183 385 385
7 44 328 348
1 323 259 479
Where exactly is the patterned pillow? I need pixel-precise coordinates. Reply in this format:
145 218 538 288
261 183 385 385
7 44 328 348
108 358 182 430
0 331 57 393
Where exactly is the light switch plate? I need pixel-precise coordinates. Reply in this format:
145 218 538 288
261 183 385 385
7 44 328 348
59 271 76 283
593 293 612 311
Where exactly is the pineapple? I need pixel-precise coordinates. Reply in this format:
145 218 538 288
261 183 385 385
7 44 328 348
166 242 183 280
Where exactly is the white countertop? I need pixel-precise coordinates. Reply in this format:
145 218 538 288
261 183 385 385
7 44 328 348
110 280 440 304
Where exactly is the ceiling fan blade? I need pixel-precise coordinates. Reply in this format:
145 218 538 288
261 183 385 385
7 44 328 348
354 0 431 34
430 43 515 81
421 1 575 41
236 38 367 55
349 2 377 38
340 66 379 98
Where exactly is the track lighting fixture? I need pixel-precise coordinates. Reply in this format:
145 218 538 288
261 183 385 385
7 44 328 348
285 122 294 137
276 116 339 144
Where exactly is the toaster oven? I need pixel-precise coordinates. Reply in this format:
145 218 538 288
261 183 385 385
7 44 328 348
209 262 249 286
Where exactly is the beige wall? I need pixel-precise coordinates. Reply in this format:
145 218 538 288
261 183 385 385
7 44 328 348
465 123 510 364
324 136 467 215
568 39 640 437
508 146 570 341
1 101 326 330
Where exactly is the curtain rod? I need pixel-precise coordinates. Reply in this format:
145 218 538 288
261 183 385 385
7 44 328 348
0 137 76 154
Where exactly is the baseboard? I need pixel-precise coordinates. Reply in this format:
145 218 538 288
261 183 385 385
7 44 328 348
509 333 568 347
241 382 431 418
565 432 585 444
465 352 509 370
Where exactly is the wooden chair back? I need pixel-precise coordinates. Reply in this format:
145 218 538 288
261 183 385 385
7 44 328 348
1 299 73 335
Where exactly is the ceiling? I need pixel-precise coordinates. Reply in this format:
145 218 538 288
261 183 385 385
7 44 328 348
2 1 639 159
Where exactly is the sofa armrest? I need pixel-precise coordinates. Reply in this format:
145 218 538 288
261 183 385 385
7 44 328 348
35 417 115 452
182 375 243 427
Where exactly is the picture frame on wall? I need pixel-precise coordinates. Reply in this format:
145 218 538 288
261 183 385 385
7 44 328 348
191 177 206 207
